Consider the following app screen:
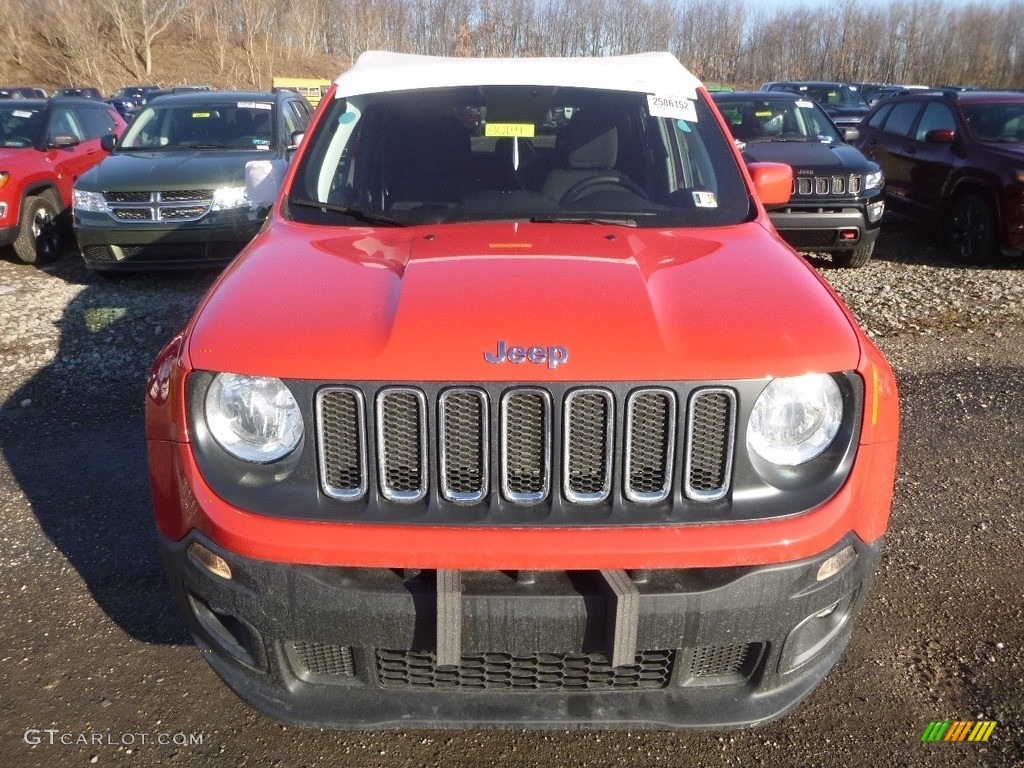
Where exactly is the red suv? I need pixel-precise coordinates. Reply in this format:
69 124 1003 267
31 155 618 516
147 52 899 729
856 89 1024 262
0 98 125 264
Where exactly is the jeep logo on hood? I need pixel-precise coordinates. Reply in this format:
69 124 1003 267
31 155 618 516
485 341 569 370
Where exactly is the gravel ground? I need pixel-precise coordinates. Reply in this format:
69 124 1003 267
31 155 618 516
1 213 1023 767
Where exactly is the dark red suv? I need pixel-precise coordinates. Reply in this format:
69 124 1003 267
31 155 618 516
855 89 1024 262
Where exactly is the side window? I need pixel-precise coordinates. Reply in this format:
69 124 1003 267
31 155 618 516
867 103 893 129
48 108 85 142
881 102 921 139
914 103 956 141
283 101 308 134
76 106 116 139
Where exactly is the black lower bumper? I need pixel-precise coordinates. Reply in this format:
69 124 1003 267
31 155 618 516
770 206 881 253
160 532 883 729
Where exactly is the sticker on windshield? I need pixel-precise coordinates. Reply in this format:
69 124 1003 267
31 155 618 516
485 123 535 138
692 191 717 208
648 95 697 122
12 110 33 118
192 112 211 119
796 100 814 108
755 110 773 118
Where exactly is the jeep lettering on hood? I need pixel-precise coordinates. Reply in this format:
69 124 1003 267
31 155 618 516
484 340 569 369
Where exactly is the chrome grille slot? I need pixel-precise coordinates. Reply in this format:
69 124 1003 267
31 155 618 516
624 389 676 503
796 177 812 195
814 177 829 195
850 175 862 194
104 191 150 203
563 389 613 504
501 389 551 503
317 387 367 500
376 388 428 502
439 388 488 504
162 189 214 202
832 176 846 194
684 388 736 501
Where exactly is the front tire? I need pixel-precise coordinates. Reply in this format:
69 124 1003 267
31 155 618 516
833 242 874 268
949 194 997 264
12 192 63 265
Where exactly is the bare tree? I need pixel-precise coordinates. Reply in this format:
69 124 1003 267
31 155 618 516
102 0 187 76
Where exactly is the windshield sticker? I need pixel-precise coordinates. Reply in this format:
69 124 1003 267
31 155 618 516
692 191 717 208
485 123 535 138
192 112 212 119
253 102 273 110
676 119 691 133
796 100 815 109
12 110 33 118
339 112 356 124
238 102 257 109
755 110 773 118
648 95 697 122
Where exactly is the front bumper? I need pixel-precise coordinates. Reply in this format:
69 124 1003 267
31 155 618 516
74 209 263 270
769 204 881 253
161 530 883 729
0 224 16 248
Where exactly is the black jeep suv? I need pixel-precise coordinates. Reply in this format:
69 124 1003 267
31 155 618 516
714 91 885 267
855 89 1024 262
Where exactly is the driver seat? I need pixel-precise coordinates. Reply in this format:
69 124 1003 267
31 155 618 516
542 110 627 203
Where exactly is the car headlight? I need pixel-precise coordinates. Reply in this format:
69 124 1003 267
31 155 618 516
205 373 302 463
747 374 843 466
73 188 107 212
211 186 252 210
864 170 883 191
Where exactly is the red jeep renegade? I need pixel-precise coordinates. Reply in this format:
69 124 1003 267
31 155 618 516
146 52 899 728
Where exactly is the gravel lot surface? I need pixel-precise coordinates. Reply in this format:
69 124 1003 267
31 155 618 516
1 214 1022 767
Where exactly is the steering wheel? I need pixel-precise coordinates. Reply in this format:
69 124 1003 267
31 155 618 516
559 174 649 205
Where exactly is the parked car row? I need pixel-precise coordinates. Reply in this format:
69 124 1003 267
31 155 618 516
707 79 1023 267
1 88 312 269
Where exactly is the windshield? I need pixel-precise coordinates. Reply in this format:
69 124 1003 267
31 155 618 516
288 85 751 228
961 102 1024 144
0 106 44 147
717 98 842 143
119 100 277 150
797 85 868 109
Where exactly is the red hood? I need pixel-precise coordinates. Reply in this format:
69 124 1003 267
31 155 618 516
187 220 862 381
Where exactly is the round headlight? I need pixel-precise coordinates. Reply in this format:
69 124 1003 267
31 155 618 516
747 374 843 466
205 373 302 463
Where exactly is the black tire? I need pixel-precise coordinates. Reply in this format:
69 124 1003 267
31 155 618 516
12 192 63 265
949 194 997 264
833 242 874 268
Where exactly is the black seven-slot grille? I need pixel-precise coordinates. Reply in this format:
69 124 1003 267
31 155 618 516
792 174 863 196
316 385 736 507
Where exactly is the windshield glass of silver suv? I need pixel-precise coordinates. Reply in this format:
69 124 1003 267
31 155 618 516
289 86 750 228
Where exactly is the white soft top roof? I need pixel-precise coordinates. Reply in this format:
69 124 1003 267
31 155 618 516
332 51 702 100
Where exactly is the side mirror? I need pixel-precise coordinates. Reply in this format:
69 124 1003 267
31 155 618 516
50 134 80 148
245 158 288 209
748 161 792 209
925 128 955 144
842 127 860 143
100 134 117 152
287 130 305 152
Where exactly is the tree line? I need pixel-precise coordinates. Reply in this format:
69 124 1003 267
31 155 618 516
1 0 1022 91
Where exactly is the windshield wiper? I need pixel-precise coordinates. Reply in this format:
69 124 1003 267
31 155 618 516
181 142 230 149
290 198 408 227
529 215 639 227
